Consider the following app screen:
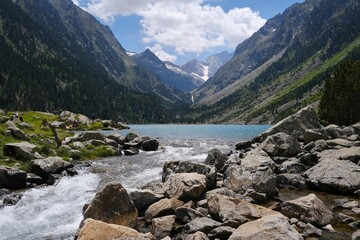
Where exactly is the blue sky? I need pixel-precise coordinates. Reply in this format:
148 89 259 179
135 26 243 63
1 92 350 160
73 0 304 64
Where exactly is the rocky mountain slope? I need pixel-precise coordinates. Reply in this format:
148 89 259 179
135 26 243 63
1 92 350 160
190 0 360 124
0 0 188 122
132 49 203 92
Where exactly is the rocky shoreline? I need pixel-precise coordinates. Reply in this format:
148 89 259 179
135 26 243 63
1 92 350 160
74 106 360 240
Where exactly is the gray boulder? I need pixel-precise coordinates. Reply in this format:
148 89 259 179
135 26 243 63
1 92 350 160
141 139 159 151
83 182 138 227
240 148 275 170
162 161 217 190
31 157 72 179
0 166 27 189
224 165 278 198
130 189 164 212
3 142 38 161
304 158 360 194
256 105 320 142
260 132 301 157
163 173 207 201
204 148 227 170
184 217 222 234
281 193 333 227
207 194 277 223
228 213 303 240
145 198 184 222
151 215 176 239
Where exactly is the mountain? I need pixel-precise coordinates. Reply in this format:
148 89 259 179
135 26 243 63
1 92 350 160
189 0 360 124
0 0 188 122
180 51 233 82
132 49 202 92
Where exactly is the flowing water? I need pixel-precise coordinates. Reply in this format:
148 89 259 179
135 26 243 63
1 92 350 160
0 125 269 240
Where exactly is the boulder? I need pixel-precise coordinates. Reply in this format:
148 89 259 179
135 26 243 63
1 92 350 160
76 218 152 240
304 158 360 194
162 161 217 190
125 132 139 142
208 226 236 240
151 215 176 239
327 138 357 148
353 229 360 240
204 148 228 170
130 189 164 212
0 166 27 189
77 132 105 142
259 133 301 157
184 217 222 234
276 173 307 189
184 232 209 240
141 139 159 151
83 182 138 227
3 142 38 161
145 198 184 222
9 127 29 141
207 194 277 223
281 193 333 227
304 129 324 144
228 213 303 240
223 165 278 198
255 105 320 142
31 157 72 179
175 206 205 223
240 148 275 170
163 173 207 201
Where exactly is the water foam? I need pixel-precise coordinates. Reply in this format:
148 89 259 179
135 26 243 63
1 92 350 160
0 171 100 240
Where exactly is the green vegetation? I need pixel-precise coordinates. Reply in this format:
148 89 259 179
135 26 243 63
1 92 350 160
0 110 124 171
319 60 360 126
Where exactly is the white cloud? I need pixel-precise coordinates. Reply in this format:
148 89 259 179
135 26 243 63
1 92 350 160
75 0 266 55
149 44 177 63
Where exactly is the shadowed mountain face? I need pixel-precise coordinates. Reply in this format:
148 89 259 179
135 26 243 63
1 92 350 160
189 0 360 124
0 0 189 122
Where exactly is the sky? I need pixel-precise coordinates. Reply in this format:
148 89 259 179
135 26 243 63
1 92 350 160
72 0 304 64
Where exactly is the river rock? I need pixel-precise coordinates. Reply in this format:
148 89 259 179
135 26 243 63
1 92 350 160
125 132 139 142
281 193 333 227
77 132 105 142
31 157 73 179
130 189 164 212
176 206 205 223
240 147 275 170
83 182 138 227
207 194 277 223
256 105 320 142
353 229 360 240
163 173 207 201
0 166 27 189
304 129 324 144
162 161 217 190
3 142 38 161
76 218 152 240
184 217 222 234
208 226 236 240
151 215 176 239
223 165 278 198
204 148 228 170
228 213 303 240
276 173 307 189
141 139 159 151
259 132 301 157
184 232 209 240
145 198 184 222
327 138 356 148
304 158 360 194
